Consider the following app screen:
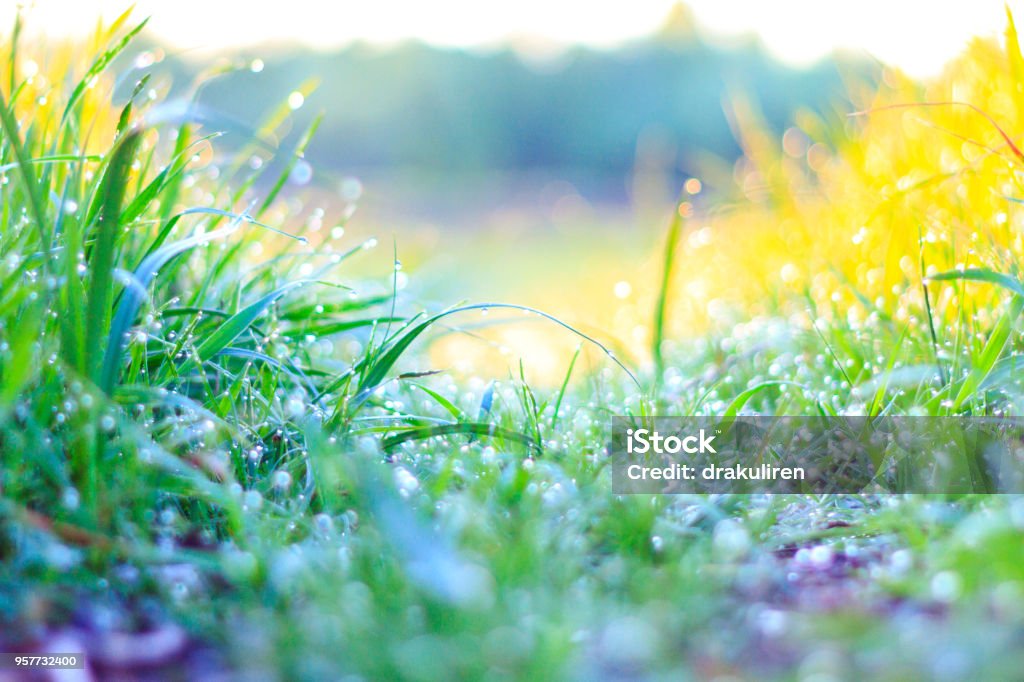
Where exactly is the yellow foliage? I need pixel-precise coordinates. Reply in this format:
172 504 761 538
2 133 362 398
669 17 1024 337
3 12 128 155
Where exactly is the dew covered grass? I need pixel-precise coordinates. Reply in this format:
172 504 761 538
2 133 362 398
2 8 1024 681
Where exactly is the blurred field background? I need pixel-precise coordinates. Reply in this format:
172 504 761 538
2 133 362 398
3 1 883 383
9 1 1019 384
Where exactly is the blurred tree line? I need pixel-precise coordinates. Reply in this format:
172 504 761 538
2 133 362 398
146 6 872 194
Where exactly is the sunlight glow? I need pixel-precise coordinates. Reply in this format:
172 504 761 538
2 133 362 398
4 0 1016 76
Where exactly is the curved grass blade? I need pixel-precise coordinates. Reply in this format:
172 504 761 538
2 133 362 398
952 296 1024 410
850 101 1024 164
100 218 246 392
926 267 1024 298
114 384 235 436
0 154 103 174
185 280 312 370
289 317 403 339
407 383 464 421
178 206 309 243
216 347 320 397
280 294 391 321
358 302 640 403
722 380 797 418
59 15 149 128
381 422 539 453
216 347 292 375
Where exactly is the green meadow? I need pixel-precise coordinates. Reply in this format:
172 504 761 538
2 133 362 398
3 8 1024 680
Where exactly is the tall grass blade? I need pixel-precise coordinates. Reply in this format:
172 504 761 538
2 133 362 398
86 130 141 385
59 16 149 128
653 197 684 384
551 344 582 430
256 113 323 219
0 89 50 247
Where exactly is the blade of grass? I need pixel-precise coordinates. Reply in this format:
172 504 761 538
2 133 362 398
183 280 313 372
59 15 149 129
86 130 141 384
653 194 685 384
850 100 1024 164
382 422 539 453
255 113 323 219
927 267 1024 298
358 303 640 403
953 296 1024 411
0 88 51 248
100 215 249 393
408 383 464 421
551 344 582 431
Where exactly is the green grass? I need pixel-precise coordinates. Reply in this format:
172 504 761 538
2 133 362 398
2 12 1024 681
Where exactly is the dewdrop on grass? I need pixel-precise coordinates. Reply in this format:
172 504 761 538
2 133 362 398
272 470 293 491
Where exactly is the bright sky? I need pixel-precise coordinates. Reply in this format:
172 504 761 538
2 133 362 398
3 0 1016 76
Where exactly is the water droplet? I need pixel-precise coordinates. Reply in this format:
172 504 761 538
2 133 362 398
314 513 334 534
931 571 961 602
243 490 263 511
272 470 293 490
289 160 312 186
394 468 419 495
62 487 80 510
339 177 363 202
712 519 750 561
